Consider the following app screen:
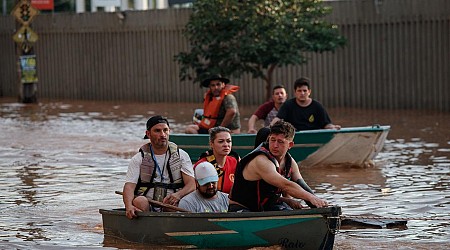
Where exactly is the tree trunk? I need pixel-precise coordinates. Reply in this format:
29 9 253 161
264 64 277 101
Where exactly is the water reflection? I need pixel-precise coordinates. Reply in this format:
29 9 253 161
303 165 386 188
0 98 449 249
16 165 40 206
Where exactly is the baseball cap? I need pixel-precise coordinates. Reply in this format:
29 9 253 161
143 115 169 139
194 162 219 186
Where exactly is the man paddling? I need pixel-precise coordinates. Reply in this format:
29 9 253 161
229 120 328 212
253 127 318 208
123 115 195 219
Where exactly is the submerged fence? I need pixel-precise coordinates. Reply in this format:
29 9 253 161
0 0 449 111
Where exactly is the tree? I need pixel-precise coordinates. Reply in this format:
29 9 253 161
175 0 346 100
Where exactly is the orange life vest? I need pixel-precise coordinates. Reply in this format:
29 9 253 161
199 84 239 129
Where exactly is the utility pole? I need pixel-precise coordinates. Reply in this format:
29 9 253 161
12 0 39 103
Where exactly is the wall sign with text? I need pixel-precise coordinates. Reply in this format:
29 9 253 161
20 55 38 84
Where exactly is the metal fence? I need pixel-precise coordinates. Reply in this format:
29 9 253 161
0 0 449 111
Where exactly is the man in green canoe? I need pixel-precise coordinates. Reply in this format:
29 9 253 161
247 84 288 134
229 120 328 212
185 74 241 134
123 115 196 219
271 77 340 131
178 161 229 212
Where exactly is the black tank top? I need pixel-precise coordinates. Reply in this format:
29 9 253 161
229 143 282 211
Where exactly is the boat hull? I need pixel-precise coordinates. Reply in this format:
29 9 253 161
100 206 341 249
170 125 390 167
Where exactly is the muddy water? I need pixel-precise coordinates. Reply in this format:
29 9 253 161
0 97 449 249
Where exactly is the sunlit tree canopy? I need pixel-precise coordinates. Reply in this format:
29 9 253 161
176 0 346 100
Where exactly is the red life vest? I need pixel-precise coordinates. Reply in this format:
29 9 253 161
194 154 238 194
199 84 239 129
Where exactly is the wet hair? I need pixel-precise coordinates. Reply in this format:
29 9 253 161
294 77 311 90
269 120 295 140
272 84 286 94
208 126 231 143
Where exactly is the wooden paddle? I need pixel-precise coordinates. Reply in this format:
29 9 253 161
115 191 190 213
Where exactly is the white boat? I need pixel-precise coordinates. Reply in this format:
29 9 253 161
170 125 390 167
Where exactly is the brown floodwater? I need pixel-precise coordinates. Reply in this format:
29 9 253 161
0 97 449 249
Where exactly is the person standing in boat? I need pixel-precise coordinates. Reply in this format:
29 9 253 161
178 162 229 212
247 85 288 134
123 115 196 219
194 126 239 194
229 120 328 212
271 77 340 130
185 74 241 134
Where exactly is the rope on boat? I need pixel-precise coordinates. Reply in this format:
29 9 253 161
340 215 450 221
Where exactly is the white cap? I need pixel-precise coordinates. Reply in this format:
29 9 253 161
195 162 219 186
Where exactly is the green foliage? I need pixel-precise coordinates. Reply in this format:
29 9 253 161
175 0 346 96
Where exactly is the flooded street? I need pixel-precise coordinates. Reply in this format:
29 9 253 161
0 97 449 249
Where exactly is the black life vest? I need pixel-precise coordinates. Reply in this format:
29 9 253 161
229 142 283 211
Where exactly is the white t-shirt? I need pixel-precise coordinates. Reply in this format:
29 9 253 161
125 147 194 199
178 190 229 213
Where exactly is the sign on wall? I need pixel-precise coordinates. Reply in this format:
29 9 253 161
31 0 54 10
20 55 38 84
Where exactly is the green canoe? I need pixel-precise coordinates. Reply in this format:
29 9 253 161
170 125 390 167
100 206 341 249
